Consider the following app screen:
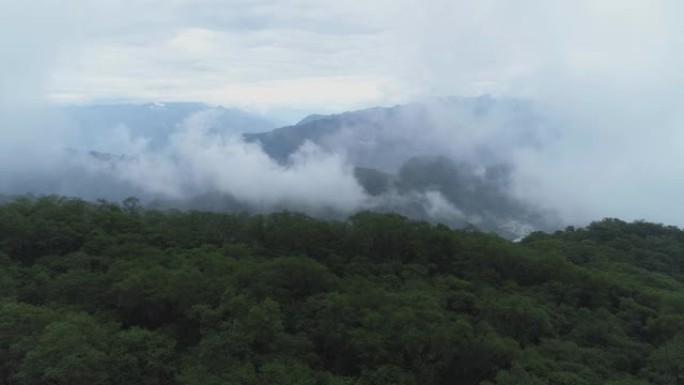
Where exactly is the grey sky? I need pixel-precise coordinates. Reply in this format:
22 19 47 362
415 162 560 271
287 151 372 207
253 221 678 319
3 0 684 226
5 0 681 111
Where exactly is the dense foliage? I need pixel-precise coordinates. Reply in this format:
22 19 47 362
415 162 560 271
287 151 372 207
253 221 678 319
2 196 684 384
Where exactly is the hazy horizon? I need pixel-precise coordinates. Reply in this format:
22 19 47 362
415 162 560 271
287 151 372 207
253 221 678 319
3 0 684 230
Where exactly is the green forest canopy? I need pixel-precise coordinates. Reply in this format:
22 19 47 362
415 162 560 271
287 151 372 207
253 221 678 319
2 195 684 384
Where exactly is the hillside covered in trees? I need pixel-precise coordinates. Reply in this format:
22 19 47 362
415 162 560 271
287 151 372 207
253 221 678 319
3 196 684 384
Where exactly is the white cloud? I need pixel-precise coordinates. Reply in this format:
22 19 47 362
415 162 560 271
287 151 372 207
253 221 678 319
47 22 400 109
6 0 684 226
78 109 369 210
8 0 683 110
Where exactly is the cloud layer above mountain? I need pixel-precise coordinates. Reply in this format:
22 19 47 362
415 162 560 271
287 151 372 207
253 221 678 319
4 0 684 227
92 110 367 211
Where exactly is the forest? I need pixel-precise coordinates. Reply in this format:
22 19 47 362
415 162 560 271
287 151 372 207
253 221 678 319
2 195 684 384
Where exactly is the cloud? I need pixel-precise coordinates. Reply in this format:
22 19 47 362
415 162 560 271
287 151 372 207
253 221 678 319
77 110 368 211
5 0 684 227
37 0 405 110
14 0 684 110
48 24 398 111
374 0 684 226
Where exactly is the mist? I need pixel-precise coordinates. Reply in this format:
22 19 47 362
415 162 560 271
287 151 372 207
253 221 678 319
3 0 684 229
92 110 367 211
394 0 684 226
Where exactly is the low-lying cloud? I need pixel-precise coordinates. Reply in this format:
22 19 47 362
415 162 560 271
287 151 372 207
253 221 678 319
5 0 684 230
66 110 369 212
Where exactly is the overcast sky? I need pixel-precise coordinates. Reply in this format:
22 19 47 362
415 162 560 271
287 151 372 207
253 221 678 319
4 0 679 113
4 0 684 226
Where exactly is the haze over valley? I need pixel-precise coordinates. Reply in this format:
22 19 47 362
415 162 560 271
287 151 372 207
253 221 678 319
4 0 684 235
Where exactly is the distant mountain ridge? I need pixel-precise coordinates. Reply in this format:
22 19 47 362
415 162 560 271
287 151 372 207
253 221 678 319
242 96 556 238
8 97 558 239
65 102 282 152
245 96 545 171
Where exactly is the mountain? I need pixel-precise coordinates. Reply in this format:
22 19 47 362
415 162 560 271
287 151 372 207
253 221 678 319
65 102 282 151
243 96 555 237
0 102 284 201
353 156 557 239
3 98 557 239
245 95 545 170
